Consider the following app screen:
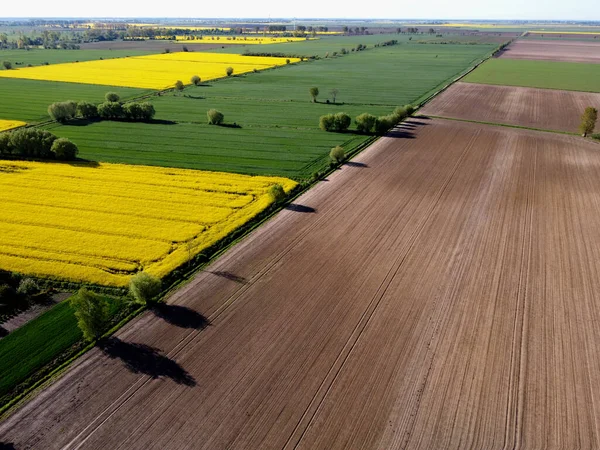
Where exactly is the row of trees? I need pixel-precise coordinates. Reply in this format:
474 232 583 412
48 92 156 122
0 128 78 160
319 105 415 135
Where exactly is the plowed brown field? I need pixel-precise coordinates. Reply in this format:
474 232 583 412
499 39 600 63
3 119 600 449
420 81 600 133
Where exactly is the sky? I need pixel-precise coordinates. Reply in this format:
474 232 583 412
1 0 598 21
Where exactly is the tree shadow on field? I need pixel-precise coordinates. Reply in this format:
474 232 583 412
0 443 17 450
208 270 248 284
286 203 316 213
151 303 210 330
345 161 368 168
386 119 431 139
99 337 196 386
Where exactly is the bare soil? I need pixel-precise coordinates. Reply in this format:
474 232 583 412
3 119 600 449
498 39 600 63
420 81 600 133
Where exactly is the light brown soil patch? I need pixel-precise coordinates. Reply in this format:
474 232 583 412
420 82 600 133
2 119 600 449
499 39 600 63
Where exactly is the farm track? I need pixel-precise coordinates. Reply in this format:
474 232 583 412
3 119 600 448
499 39 600 63
420 82 600 134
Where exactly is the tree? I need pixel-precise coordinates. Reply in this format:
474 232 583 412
393 106 408 122
580 106 598 137
123 102 144 120
309 86 319 103
207 109 224 125
268 184 286 204
319 114 335 131
51 138 78 160
105 92 120 102
375 115 396 135
77 101 98 119
191 75 201 85
330 88 339 104
333 112 351 131
0 132 10 155
48 101 77 122
404 104 415 116
129 272 162 305
226 66 234 76
355 113 377 133
174 80 184 92
139 102 156 121
2 60 12 70
330 146 345 163
9 128 57 157
97 101 124 119
71 288 109 341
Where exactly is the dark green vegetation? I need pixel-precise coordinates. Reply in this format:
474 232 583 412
0 48 155 68
0 293 126 403
0 127 78 161
0 78 149 122
49 42 495 179
464 59 600 93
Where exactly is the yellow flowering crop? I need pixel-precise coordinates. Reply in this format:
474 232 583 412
175 35 314 44
0 161 296 286
0 52 300 90
0 120 27 132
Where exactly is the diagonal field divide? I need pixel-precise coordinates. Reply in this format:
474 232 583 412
3 119 600 448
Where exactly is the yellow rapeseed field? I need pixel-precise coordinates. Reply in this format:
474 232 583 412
175 35 314 44
0 120 27 132
0 52 300 90
0 161 296 286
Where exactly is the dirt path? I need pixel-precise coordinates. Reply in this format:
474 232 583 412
2 119 600 449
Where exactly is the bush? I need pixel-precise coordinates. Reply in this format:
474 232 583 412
319 114 335 131
393 106 408 122
123 102 143 120
333 112 351 131
191 75 201 85
139 102 156 120
47 101 77 122
268 184 286 204
174 80 184 91
0 132 10 155
71 288 109 341
375 115 397 135
8 128 57 158
207 109 224 125
226 67 234 76
97 101 124 120
51 138 79 160
2 61 12 70
129 272 162 305
105 92 120 102
404 104 415 116
355 113 377 133
330 146 345 163
16 278 39 296
77 101 98 119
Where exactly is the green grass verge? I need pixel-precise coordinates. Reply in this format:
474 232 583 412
463 58 600 93
49 42 495 179
0 48 157 68
0 78 151 123
0 295 125 404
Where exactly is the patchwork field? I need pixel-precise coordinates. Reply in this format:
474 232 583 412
420 82 600 133
0 120 26 132
0 161 295 286
0 52 299 89
175 35 313 44
464 58 600 92
499 39 600 63
5 119 600 448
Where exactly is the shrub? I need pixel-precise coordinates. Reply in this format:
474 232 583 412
8 128 57 158
393 106 408 121
207 109 224 125
268 184 286 204
47 101 77 122
71 288 110 341
0 132 10 155
16 278 39 296
333 112 351 131
174 80 184 91
404 104 415 116
123 102 143 120
226 67 234 76
375 115 397 135
330 146 345 164
319 114 335 131
77 101 98 119
97 101 124 119
191 75 201 85
51 138 79 160
2 61 12 70
139 102 156 120
309 86 319 102
105 92 120 102
129 272 162 305
355 113 377 133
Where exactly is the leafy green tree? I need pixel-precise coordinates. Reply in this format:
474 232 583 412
48 101 77 122
0 132 11 155
174 80 184 92
97 101 124 119
191 75 201 85
393 106 408 121
2 61 12 70
139 102 156 120
375 115 396 135
51 138 78 160
77 101 98 119
309 86 319 102
226 67 234 76
268 184 286 204
319 114 335 131
71 288 109 341
333 112 351 131
9 128 57 157
129 272 162 305
207 109 224 125
355 113 377 133
105 92 120 102
330 146 345 163
580 106 598 137
404 104 415 116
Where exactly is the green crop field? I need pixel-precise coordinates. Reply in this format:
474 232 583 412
464 59 600 92
0 78 150 122
0 48 156 68
48 42 495 179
